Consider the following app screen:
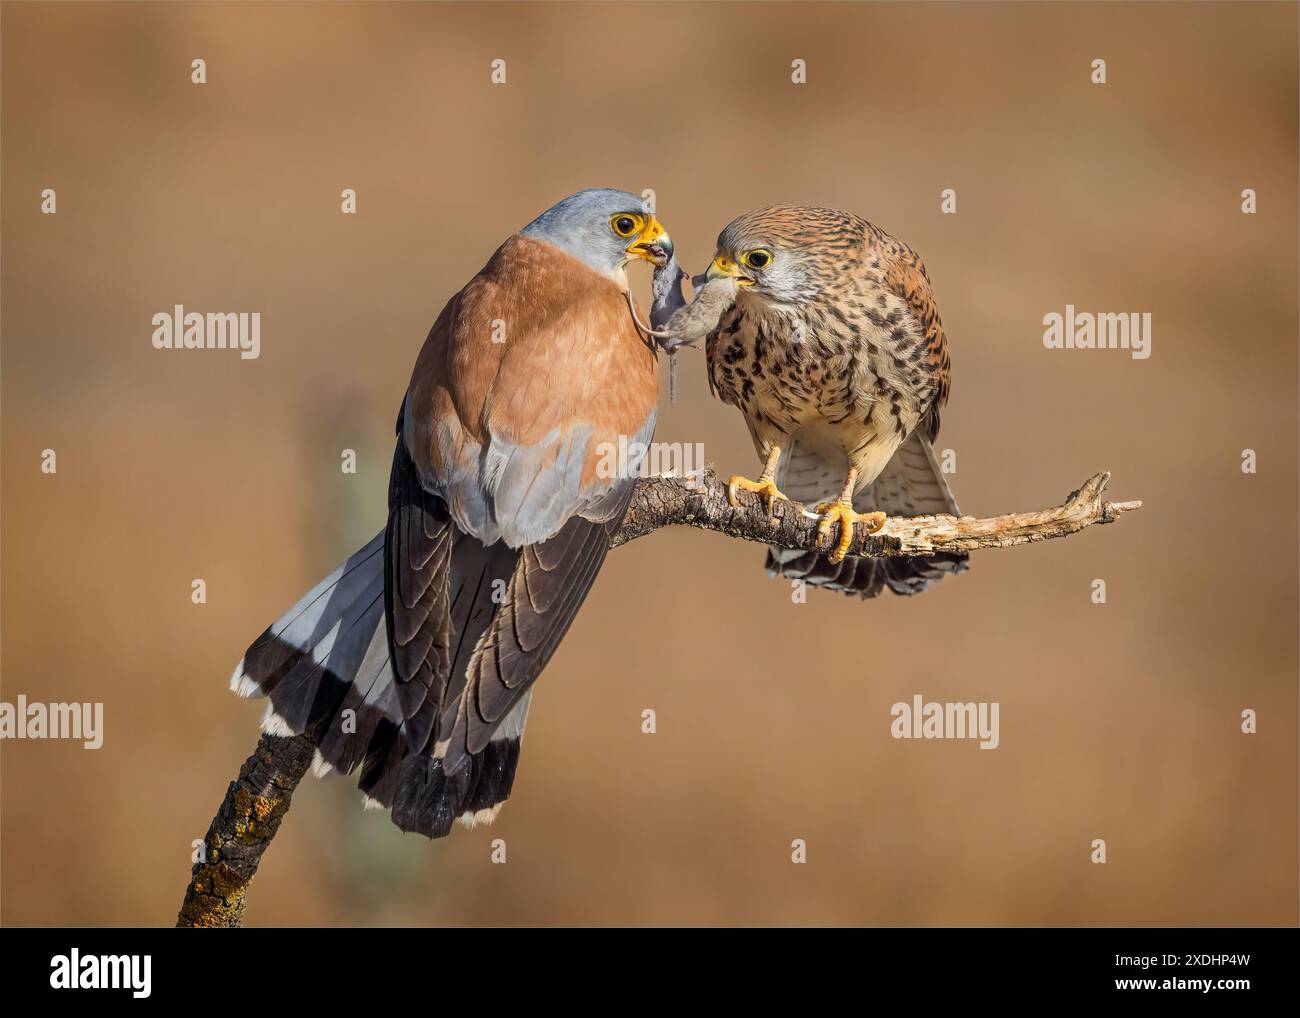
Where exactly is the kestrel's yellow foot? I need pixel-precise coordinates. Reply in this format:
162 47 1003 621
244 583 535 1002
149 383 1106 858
728 474 789 520
815 499 886 564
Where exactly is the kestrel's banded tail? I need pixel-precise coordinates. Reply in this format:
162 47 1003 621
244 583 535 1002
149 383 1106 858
231 189 666 837
229 528 534 828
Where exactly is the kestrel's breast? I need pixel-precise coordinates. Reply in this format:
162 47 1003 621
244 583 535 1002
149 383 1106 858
706 289 937 468
707 306 838 435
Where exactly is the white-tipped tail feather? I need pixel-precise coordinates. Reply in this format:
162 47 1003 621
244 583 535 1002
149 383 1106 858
228 529 531 839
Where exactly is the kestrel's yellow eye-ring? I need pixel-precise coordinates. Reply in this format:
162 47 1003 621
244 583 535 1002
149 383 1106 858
610 213 644 238
741 249 773 269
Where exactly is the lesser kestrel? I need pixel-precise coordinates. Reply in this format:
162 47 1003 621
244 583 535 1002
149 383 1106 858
231 189 668 836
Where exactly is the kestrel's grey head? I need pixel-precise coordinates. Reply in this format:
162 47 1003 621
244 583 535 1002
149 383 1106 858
706 205 865 307
521 188 673 278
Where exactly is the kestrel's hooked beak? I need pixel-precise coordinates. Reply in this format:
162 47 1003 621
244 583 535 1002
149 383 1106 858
627 216 673 267
707 254 754 286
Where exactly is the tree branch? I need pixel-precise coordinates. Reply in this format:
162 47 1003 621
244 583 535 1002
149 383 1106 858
614 467 1141 555
176 728 320 928
177 469 1140 927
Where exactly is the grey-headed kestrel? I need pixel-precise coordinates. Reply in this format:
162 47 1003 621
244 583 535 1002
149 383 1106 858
704 205 967 597
230 189 669 836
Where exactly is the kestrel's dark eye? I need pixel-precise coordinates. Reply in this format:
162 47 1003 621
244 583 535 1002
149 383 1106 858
743 249 772 269
611 214 642 237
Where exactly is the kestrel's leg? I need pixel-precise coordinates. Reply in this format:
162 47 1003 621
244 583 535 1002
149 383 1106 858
815 468 886 564
728 444 789 520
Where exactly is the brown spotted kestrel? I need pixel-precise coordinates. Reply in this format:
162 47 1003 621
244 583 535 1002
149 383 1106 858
704 205 967 597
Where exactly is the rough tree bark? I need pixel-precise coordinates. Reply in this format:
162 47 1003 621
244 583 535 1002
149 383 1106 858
177 468 1141 927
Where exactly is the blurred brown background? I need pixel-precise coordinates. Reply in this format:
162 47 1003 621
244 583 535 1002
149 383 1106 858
2 1 1296 927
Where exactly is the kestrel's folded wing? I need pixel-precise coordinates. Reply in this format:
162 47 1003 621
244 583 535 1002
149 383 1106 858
387 484 636 834
867 226 952 440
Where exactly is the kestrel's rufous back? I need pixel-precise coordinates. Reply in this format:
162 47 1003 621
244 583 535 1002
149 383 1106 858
705 205 967 596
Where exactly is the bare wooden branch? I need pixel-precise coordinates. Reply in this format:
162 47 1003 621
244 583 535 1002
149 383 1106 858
615 467 1141 555
178 468 1140 927
176 729 319 928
